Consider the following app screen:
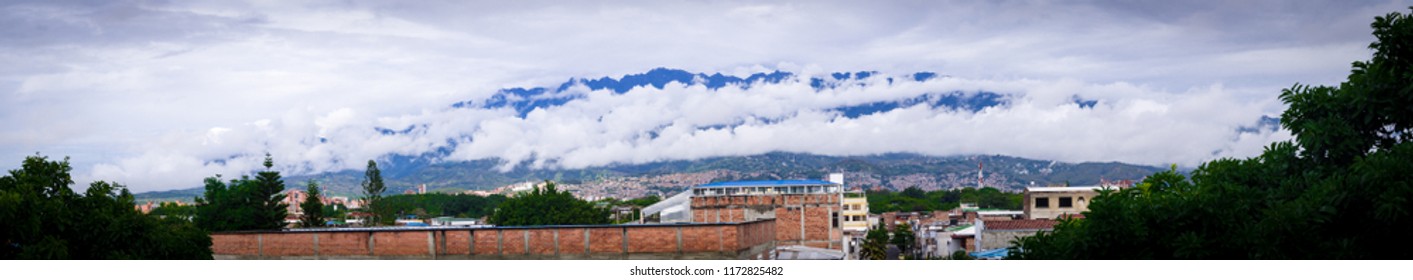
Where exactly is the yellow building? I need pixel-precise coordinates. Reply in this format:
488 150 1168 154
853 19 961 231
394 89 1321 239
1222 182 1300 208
1022 186 1121 220
841 189 870 233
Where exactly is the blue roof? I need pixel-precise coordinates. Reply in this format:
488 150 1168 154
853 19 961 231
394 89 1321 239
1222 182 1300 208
696 180 839 188
970 248 1010 259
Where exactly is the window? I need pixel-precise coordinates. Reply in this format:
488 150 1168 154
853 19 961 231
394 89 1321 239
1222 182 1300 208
832 212 840 228
1035 197 1050 208
1059 197 1073 208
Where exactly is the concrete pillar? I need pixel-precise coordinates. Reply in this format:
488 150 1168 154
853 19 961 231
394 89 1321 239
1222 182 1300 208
256 234 263 258
367 232 376 256
313 233 320 259
496 230 504 256
676 227 683 253
553 230 560 256
621 228 629 254
468 230 475 256
523 231 530 255
583 229 591 255
427 231 436 258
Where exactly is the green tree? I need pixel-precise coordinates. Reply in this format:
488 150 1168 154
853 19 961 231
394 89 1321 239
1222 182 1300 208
300 180 326 228
1013 8 1413 259
147 201 196 221
859 224 889 260
194 155 289 231
0 155 211 259
488 181 609 226
890 222 916 259
252 154 288 229
360 160 386 226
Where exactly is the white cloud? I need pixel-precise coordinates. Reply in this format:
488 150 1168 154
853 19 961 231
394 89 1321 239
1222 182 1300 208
2 0 1403 191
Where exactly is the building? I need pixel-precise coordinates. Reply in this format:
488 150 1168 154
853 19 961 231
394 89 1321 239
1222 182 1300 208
975 219 1059 252
1023 185 1122 220
688 177 845 249
841 188 869 233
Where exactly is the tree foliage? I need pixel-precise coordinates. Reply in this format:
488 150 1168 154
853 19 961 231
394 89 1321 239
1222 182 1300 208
194 154 288 231
890 222 917 259
361 160 387 226
859 224 890 260
866 186 1021 213
487 181 609 226
1013 9 1413 259
373 192 506 222
299 180 326 228
0 155 211 259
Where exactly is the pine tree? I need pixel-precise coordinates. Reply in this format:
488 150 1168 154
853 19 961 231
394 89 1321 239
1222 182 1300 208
252 154 288 229
299 180 326 228
360 160 386 226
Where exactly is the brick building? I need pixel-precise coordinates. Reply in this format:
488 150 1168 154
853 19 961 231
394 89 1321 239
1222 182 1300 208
688 178 845 249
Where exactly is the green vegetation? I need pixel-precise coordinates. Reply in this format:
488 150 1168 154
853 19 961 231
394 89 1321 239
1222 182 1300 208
1012 9 1413 259
890 223 916 259
373 192 507 221
299 180 326 228
0 155 211 259
488 181 610 226
866 186 1021 213
597 195 662 224
361 160 387 226
859 224 889 260
194 154 289 231
147 201 196 221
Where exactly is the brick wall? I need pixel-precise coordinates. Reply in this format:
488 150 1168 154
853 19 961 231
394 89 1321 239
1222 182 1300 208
211 219 775 260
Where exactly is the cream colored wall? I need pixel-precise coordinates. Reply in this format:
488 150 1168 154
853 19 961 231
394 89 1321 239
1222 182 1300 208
1025 191 1097 220
842 196 869 231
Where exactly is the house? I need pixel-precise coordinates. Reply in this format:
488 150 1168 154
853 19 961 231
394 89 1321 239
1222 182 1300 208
975 219 1059 252
1023 185 1123 220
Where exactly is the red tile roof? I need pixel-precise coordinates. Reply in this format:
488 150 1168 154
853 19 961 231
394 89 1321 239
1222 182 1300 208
985 219 1059 230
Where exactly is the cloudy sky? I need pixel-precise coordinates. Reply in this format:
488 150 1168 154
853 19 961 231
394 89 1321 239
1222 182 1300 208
2 0 1405 192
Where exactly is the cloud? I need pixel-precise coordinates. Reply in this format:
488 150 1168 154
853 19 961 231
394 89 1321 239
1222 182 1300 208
2 0 1404 191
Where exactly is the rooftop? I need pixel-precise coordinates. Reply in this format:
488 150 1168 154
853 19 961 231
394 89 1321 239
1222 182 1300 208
984 219 1059 230
1024 185 1119 193
696 179 840 188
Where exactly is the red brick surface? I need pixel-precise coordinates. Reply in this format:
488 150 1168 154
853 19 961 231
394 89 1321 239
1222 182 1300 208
528 229 556 255
473 230 498 255
587 228 623 254
557 228 586 255
680 226 720 252
373 231 430 256
627 227 677 253
500 229 526 255
262 233 315 256
444 231 471 255
211 234 257 255
211 220 778 259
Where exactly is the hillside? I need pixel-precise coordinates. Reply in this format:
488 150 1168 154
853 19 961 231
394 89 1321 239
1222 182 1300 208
136 152 1165 202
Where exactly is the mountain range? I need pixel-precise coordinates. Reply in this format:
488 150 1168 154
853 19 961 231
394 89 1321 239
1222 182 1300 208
138 68 1177 201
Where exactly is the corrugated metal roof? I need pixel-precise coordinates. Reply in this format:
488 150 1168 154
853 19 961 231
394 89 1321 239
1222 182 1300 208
696 180 839 188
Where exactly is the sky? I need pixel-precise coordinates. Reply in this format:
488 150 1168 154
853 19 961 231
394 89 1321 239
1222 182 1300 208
2 0 1406 192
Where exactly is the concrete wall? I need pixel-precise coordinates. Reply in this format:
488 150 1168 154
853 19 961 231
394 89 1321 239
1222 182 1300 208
1024 191 1098 220
978 230 1041 251
212 220 776 260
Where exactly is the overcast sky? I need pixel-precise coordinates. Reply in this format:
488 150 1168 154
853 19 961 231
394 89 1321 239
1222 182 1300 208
2 0 1406 192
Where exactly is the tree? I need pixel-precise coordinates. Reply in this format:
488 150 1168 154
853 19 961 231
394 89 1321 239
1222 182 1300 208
488 181 609 226
1012 8 1413 259
0 155 211 259
147 202 196 221
300 180 326 228
194 154 289 231
859 224 889 260
251 154 288 229
360 160 386 226
890 222 916 259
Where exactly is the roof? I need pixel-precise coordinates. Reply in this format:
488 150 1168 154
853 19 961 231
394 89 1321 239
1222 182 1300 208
772 245 846 260
970 248 1010 259
984 220 1059 230
1024 185 1117 193
696 180 839 188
